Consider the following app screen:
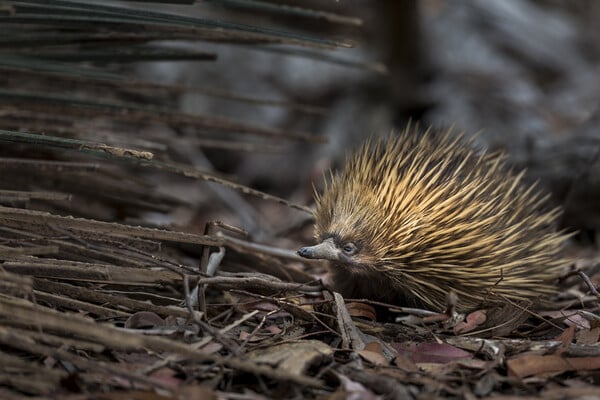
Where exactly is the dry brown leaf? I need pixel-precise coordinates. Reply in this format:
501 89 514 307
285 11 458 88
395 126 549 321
507 354 600 378
198 341 223 355
346 301 377 321
358 342 389 366
557 324 576 345
555 325 575 355
149 367 184 388
541 311 591 330
392 354 419 372
239 330 265 343
393 342 473 364
247 340 333 376
454 310 487 334
576 327 600 345
125 311 166 329
266 325 283 335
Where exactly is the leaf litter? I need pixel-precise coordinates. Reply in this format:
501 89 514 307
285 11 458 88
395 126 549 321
0 1 599 399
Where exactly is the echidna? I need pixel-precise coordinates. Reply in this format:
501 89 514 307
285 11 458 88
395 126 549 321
298 126 570 311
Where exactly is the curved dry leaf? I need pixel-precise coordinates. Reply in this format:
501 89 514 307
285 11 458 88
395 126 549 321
358 342 389 367
576 327 600 345
393 342 473 364
507 354 600 379
346 302 377 321
124 311 166 329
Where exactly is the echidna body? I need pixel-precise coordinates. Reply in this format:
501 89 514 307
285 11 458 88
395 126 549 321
298 126 570 311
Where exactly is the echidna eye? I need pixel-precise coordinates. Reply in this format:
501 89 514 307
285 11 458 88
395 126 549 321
342 242 357 255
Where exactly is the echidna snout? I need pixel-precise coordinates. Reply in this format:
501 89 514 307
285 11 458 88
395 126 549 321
298 126 571 311
298 237 357 261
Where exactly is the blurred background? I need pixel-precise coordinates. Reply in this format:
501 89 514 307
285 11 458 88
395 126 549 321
1 0 599 250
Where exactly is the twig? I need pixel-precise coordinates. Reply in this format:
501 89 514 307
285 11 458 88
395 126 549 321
197 275 321 293
224 234 308 261
190 309 261 352
183 275 243 357
333 292 365 350
230 289 338 336
0 206 223 246
33 278 188 318
239 309 279 351
577 270 600 298
218 310 261 336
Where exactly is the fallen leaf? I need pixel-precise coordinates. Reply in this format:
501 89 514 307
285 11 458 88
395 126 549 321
392 342 473 364
358 341 389 366
539 386 600 399
540 311 590 330
454 310 487 334
150 367 183 387
392 354 419 372
239 330 265 342
266 325 282 334
124 312 165 329
455 358 490 370
358 349 389 366
507 354 600 378
346 302 377 321
198 341 223 354
576 327 600 345
247 340 333 376
555 325 575 354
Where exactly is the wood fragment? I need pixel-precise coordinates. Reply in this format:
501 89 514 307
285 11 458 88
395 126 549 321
0 245 59 258
0 206 223 245
333 292 365 351
3 258 180 284
32 279 191 318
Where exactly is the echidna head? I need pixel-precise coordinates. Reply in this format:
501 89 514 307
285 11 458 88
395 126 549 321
297 182 386 274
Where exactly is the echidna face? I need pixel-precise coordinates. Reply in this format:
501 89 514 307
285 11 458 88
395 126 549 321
297 184 385 274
